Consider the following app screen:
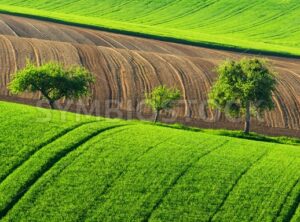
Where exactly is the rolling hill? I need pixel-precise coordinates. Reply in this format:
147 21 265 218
0 14 299 137
0 0 299 56
0 101 300 221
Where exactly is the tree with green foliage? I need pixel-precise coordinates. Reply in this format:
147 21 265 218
9 61 95 109
209 58 277 134
145 85 181 123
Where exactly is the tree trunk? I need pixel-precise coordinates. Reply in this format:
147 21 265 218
244 102 251 134
49 100 56 110
154 110 160 123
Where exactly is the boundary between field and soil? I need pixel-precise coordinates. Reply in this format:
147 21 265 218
0 10 299 59
0 12 299 140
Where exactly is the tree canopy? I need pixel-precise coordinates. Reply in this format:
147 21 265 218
9 61 95 109
145 85 181 123
209 57 277 133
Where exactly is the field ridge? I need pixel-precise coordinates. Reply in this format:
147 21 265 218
0 120 96 184
0 123 126 218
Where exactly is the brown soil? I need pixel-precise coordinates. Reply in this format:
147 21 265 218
0 14 299 137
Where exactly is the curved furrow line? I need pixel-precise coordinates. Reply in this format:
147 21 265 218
98 33 128 49
264 106 277 130
155 54 189 117
114 36 145 51
140 51 183 114
133 51 161 87
164 55 199 118
178 57 211 119
6 36 42 100
190 58 219 120
26 39 41 66
1 35 17 77
23 20 63 42
136 52 164 85
25 22 47 40
183 58 209 100
272 88 290 129
75 44 111 111
129 51 153 98
275 77 300 130
93 32 125 48
208 150 269 221
133 38 173 55
59 26 96 45
0 15 299 133
8 37 35 68
106 47 138 111
81 29 115 48
97 47 123 106
105 47 137 111
0 121 96 185
3 15 44 38
116 50 147 110
275 77 298 129
29 38 59 63
0 124 126 219
0 20 17 36
0 35 15 95
142 140 229 222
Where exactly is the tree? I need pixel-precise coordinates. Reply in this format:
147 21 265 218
209 57 277 134
145 85 181 123
9 61 95 109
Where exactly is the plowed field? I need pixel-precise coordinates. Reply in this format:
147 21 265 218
0 14 299 137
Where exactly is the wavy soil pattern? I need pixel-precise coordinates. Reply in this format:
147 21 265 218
0 14 299 137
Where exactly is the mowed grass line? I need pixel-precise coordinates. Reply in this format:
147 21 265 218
143 140 230 222
146 140 270 221
0 102 95 183
212 147 300 221
208 150 269 222
276 178 300 222
0 120 96 184
0 121 126 218
2 125 185 221
85 136 228 221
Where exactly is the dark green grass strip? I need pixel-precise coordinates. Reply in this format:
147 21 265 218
0 120 96 184
280 179 300 222
0 10 299 59
143 140 229 222
79 136 173 220
208 150 269 221
0 124 125 219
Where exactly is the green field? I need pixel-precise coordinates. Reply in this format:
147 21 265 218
0 0 299 56
0 101 299 221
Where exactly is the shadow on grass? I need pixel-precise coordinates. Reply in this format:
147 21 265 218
137 121 300 146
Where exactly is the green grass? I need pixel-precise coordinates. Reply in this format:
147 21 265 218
0 0 299 57
0 101 300 221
